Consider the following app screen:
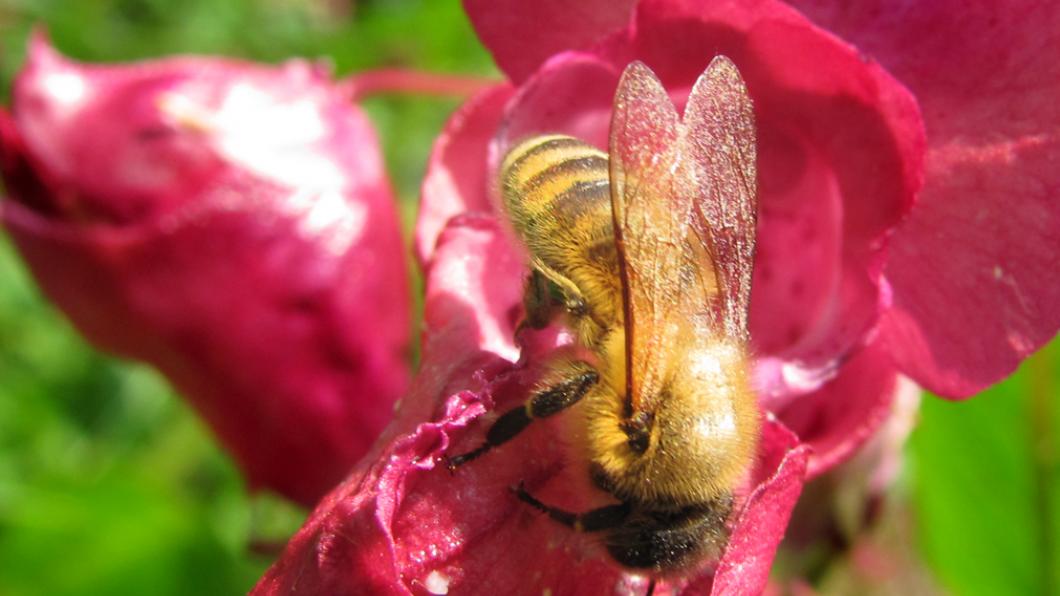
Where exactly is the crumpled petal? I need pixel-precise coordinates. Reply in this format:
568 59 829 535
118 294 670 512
462 0 636 84
783 0 1060 396
0 34 410 506
255 217 809 595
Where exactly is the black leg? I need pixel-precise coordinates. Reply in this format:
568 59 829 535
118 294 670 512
447 366 598 469
513 482 629 532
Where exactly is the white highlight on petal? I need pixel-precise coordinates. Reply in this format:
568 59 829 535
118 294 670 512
423 570 450 595
157 91 214 133
158 81 346 192
286 187 366 255
158 80 366 254
213 83 345 190
753 355 841 404
41 71 87 108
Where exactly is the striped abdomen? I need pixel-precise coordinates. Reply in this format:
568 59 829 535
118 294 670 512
499 135 621 341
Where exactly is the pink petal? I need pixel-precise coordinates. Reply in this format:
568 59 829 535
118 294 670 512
493 52 618 157
785 1 1060 395
417 0 923 477
421 214 525 366
625 0 924 381
462 0 923 398
257 217 809 594
0 35 410 506
416 84 512 265
771 342 897 479
394 3 932 586
463 0 636 83
701 419 810 596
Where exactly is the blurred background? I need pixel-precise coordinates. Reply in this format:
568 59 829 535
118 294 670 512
0 1 1055 594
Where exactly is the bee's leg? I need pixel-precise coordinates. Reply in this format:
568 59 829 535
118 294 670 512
531 261 589 317
549 276 589 318
513 482 630 531
447 365 598 469
520 269 561 331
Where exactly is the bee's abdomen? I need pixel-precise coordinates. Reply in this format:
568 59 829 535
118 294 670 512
605 495 732 572
500 135 614 269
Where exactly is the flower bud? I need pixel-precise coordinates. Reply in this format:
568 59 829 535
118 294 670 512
0 34 411 506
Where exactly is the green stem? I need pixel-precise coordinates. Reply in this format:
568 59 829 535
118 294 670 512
343 68 499 101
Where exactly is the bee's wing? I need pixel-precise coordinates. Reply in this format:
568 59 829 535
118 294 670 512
610 58 756 413
609 61 690 412
683 56 757 343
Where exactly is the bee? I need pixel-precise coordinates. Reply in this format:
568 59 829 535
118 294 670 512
449 57 760 576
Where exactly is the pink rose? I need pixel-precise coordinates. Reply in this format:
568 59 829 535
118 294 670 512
0 34 410 507
258 0 1059 592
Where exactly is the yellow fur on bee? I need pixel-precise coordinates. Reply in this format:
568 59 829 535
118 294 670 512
501 135 621 349
501 134 759 509
582 329 759 506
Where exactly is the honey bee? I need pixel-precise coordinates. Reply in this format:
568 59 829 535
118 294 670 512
449 57 760 576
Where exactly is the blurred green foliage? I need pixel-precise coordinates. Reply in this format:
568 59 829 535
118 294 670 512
910 341 1060 596
0 0 1056 594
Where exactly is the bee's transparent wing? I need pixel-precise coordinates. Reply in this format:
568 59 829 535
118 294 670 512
683 56 757 343
609 61 689 413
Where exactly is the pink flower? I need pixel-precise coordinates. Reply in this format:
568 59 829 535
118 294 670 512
456 0 1060 398
419 0 1060 475
0 34 410 507
255 215 811 595
424 0 925 486
260 0 1060 592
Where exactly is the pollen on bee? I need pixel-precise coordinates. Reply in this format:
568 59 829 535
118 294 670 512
693 407 737 441
687 342 741 386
